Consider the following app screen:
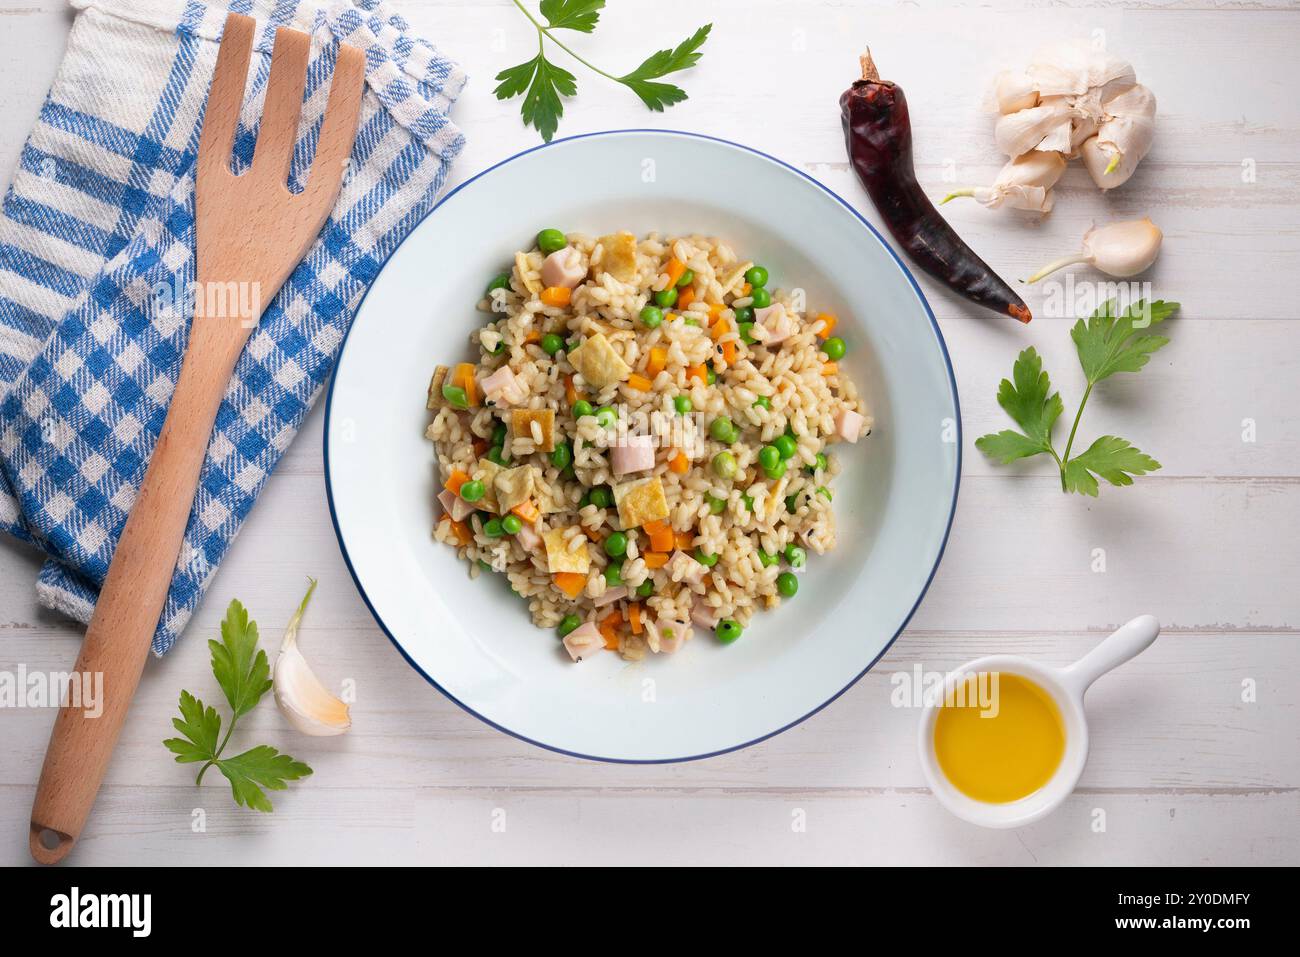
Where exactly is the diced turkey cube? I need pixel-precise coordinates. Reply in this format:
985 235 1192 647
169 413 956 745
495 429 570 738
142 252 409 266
480 365 527 407
437 488 474 523
562 622 605 662
755 303 796 345
610 433 655 476
540 246 587 288
834 408 866 443
668 549 705 585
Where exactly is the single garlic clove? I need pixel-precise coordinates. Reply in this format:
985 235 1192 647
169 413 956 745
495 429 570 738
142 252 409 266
1026 217 1163 283
1082 217 1164 278
1080 85 1157 189
274 579 351 737
995 97 1075 157
993 70 1039 114
941 151 1065 212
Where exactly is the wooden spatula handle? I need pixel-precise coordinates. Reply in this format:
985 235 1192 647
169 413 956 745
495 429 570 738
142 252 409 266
29 326 244 865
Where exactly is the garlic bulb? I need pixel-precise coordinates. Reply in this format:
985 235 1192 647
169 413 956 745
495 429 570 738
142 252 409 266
274 579 351 736
991 39 1155 191
942 151 1067 213
1026 218 1163 283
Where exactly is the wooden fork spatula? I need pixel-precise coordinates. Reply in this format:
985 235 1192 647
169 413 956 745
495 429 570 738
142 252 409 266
29 13 364 864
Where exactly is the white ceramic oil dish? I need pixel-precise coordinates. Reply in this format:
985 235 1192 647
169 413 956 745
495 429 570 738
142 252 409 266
324 130 960 762
917 615 1161 827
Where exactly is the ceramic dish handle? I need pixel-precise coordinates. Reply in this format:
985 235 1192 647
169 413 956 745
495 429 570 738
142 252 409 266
1061 615 1160 695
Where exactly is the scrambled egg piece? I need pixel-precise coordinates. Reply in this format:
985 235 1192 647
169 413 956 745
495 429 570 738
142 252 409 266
613 476 669 529
494 465 537 514
426 365 449 410
470 459 502 512
543 527 590 574
596 231 639 283
511 407 556 452
569 332 631 389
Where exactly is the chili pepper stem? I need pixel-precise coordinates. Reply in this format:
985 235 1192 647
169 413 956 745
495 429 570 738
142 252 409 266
1025 253 1091 284
940 188 976 205
859 49 879 82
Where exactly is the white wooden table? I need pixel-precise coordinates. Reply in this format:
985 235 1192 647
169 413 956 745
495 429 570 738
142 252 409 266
1 0 1297 866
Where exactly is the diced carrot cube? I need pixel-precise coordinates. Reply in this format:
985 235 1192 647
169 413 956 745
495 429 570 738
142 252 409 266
599 609 622 649
643 519 674 553
822 362 838 376
686 364 707 384
452 363 479 407
646 347 667 376
564 374 577 405
444 469 470 495
814 313 837 338
552 572 585 598
706 302 725 321
627 373 652 392
669 450 689 474
709 318 728 341
629 603 643 635
511 499 540 524
448 518 472 546
664 257 687 287
721 340 737 365
677 285 695 309
643 552 669 569
540 286 571 307
524 329 541 343
674 530 693 550
472 438 488 456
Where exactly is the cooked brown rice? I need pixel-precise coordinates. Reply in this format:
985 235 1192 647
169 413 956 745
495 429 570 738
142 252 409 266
426 231 871 662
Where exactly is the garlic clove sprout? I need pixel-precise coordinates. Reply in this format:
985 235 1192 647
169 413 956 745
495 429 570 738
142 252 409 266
1079 85 1157 189
274 579 351 736
993 70 1039 114
1026 218 1163 283
994 97 1075 158
942 151 1066 213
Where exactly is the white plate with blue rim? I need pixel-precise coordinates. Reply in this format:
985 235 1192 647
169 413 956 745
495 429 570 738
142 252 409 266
324 129 959 762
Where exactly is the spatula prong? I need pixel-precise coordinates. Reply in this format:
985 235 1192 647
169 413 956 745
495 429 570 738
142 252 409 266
301 44 365 215
196 12 255 186
251 26 312 186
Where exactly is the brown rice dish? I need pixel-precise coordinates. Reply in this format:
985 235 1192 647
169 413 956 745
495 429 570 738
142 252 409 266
425 229 871 663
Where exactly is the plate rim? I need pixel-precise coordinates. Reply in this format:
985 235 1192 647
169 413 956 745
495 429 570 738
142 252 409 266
322 127 962 764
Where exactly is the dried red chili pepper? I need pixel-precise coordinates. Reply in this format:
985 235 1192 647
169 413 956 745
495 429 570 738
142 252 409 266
840 51 1031 324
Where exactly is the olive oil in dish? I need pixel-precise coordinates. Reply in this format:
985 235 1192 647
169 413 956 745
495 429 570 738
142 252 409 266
932 672 1066 804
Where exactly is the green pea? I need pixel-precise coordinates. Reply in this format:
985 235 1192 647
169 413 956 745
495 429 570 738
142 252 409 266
752 395 771 410
536 228 567 254
636 580 654 598
709 416 738 444
502 514 523 535
695 549 719 567
639 305 663 328
744 265 769 288
654 286 678 308
478 559 493 572
488 423 506 446
459 479 485 503
823 336 847 361
786 493 800 514
589 486 612 508
550 442 573 470
807 452 828 474
716 619 743 644
749 287 772 309
684 318 700 328
774 434 798 460
483 517 504 537
541 333 564 356
487 445 507 465
712 450 738 480
741 495 754 512
758 445 781 471
763 459 787 480
441 384 468 409
557 614 581 638
489 338 505 355
486 273 511 294
777 572 799 597
817 486 832 501
604 531 628 557
707 493 727 515
594 406 617 429
673 394 693 415
604 563 623 587
705 364 717 385
738 322 757 345
676 268 695 288
561 464 576 480
572 399 594 419
757 550 777 568
733 305 754 323
784 544 807 568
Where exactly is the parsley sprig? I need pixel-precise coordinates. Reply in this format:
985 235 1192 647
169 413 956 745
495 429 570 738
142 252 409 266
976 299 1180 496
164 599 311 811
495 0 711 142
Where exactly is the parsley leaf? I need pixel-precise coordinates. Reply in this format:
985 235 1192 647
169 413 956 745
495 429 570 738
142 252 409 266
1072 298 1177 385
164 595 312 811
495 2 710 141
977 299 1179 495
217 746 313 813
618 24 712 111
208 599 271 719
1063 436 1161 497
540 0 603 33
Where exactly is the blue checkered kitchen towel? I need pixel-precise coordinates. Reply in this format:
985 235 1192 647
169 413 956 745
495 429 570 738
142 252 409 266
0 0 464 653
